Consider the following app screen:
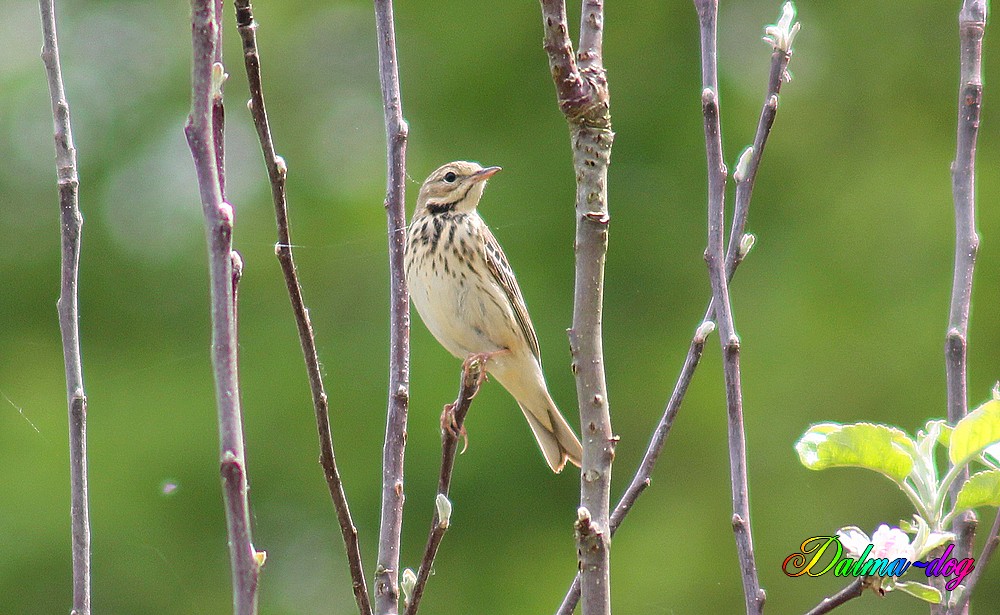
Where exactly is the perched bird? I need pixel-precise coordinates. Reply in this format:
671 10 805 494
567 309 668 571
405 161 583 473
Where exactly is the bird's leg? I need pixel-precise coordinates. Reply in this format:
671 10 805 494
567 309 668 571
462 350 503 385
440 349 509 452
440 401 468 451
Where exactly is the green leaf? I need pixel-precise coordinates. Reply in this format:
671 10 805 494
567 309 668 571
983 440 1000 469
950 400 1000 466
954 470 1000 511
796 423 915 483
912 526 955 562
893 581 943 603
931 420 953 449
913 421 945 488
919 420 948 455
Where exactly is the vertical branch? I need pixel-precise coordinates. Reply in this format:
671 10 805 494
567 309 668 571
556 325 712 615
952 508 1000 613
946 0 986 593
233 3 372 613
693 1 764 614
212 0 226 197
557 22 795 610
38 2 90 613
539 1 614 614
373 0 410 613
185 2 261 614
403 361 484 615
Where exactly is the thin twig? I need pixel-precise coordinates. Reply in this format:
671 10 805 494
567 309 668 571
802 578 864 615
556 326 708 614
39 1 90 613
232 3 372 613
952 507 1000 613
695 1 763 613
373 0 410 612
404 361 484 615
556 10 795 614
945 3 986 606
185 2 260 613
232 252 244 314
212 0 225 198
538 1 614 614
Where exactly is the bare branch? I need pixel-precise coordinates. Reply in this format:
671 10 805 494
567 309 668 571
232 3 372 613
577 0 605 74
555 322 710 614
539 1 614 613
540 0 611 127
404 361 485 615
946 0 987 587
373 0 410 612
212 0 226 199
616 25 789 546
557 30 793 613
39 1 90 612
953 508 1000 613
694 1 763 613
802 578 864 615
185 2 260 613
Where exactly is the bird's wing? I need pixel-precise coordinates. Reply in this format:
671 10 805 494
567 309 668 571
482 225 541 360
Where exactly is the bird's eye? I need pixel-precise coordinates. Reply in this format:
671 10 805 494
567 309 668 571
443 172 457 183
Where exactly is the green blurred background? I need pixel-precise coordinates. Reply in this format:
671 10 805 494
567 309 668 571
2 0 998 613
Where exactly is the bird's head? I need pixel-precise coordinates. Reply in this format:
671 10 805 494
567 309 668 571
415 161 501 216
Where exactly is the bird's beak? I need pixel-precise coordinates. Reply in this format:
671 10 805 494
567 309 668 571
473 166 502 182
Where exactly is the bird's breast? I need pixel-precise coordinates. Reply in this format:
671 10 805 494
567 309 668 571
405 214 517 358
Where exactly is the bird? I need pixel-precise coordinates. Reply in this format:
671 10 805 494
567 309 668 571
404 161 583 473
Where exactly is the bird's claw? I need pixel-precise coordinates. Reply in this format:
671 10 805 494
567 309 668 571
463 349 510 385
462 353 491 385
440 350 508 453
440 402 469 453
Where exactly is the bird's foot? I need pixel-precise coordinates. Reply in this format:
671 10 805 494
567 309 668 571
441 350 508 453
440 402 469 453
462 349 508 385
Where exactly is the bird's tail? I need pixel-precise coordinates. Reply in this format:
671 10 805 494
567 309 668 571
518 393 583 473
488 353 583 473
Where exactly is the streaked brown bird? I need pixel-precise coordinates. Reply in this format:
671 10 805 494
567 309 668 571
404 161 583 472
